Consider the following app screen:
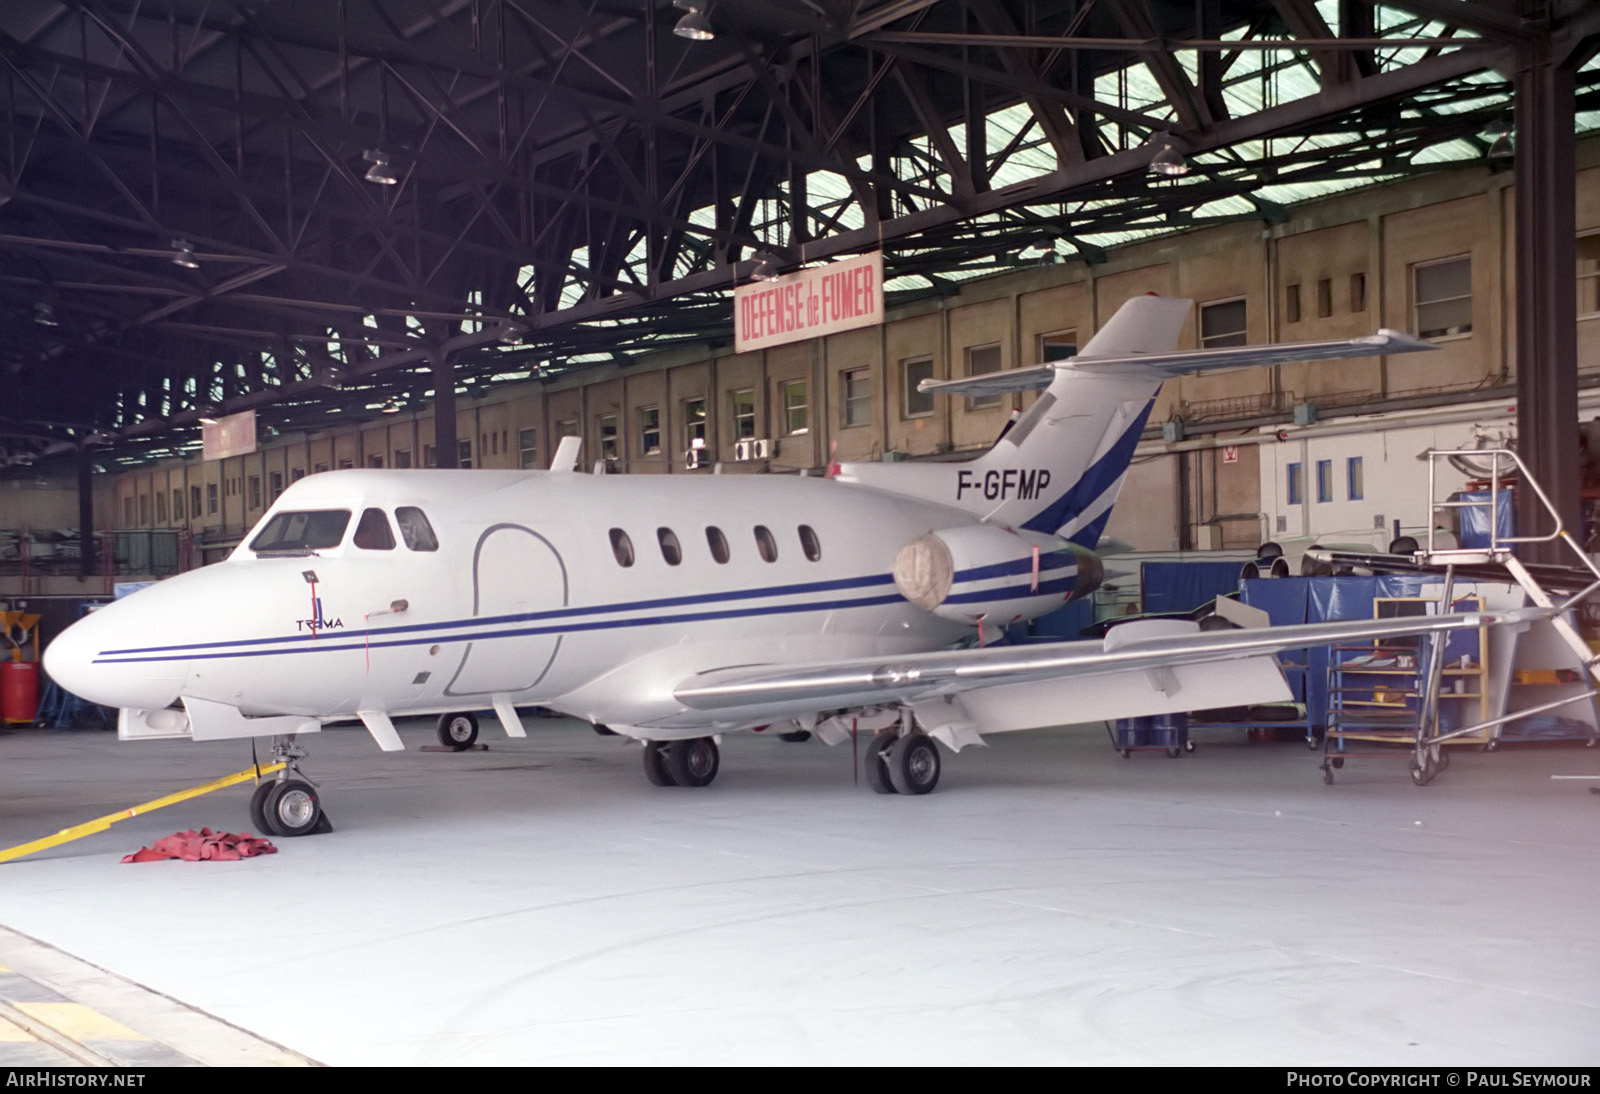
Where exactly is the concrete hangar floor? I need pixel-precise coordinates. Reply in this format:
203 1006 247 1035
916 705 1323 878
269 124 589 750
0 716 1596 1066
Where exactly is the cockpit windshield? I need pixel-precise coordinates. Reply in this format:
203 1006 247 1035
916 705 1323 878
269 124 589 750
249 509 352 554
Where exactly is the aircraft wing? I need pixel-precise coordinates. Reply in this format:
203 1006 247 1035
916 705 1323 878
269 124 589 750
674 608 1530 713
920 329 1433 400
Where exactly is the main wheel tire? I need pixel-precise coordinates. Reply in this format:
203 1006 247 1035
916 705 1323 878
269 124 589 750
643 741 677 787
249 780 281 837
266 779 324 837
888 735 941 796
437 711 479 750
865 734 898 794
778 730 813 743
665 737 719 788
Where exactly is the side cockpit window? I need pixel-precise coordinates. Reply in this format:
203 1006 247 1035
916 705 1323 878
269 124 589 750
395 507 439 551
353 508 396 550
249 510 351 554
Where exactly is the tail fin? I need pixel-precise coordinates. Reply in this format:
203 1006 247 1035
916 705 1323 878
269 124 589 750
835 295 1190 547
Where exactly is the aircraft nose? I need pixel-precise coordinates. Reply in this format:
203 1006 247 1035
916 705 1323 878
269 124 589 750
43 600 185 711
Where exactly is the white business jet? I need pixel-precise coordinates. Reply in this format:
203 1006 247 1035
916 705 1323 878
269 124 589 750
44 295 1490 836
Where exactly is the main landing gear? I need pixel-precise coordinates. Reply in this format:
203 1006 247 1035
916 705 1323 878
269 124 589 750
642 737 720 788
437 711 480 750
248 735 332 838
865 710 942 796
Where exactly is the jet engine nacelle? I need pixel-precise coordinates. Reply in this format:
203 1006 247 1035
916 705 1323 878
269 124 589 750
892 524 1102 626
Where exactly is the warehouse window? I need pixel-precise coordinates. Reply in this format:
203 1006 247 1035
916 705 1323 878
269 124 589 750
1413 256 1472 339
1348 458 1365 501
394 449 412 469
517 428 538 469
639 406 661 455
457 439 473 468
248 476 261 509
684 398 708 449
269 471 284 501
597 414 619 461
1200 298 1248 347
172 489 184 521
1317 279 1333 319
1038 330 1077 362
1316 460 1333 503
903 357 934 418
731 390 756 440
155 491 167 524
1578 233 1600 319
841 368 871 428
1287 462 1304 506
1285 284 1302 323
780 381 808 435
1350 272 1368 313
706 526 730 564
609 528 635 567
207 483 218 514
964 343 1002 409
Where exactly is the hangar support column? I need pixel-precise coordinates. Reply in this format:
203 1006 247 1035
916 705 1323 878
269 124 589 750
431 352 456 469
1512 20 1590 563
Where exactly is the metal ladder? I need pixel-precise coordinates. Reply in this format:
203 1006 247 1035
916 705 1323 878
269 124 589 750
1396 448 1600 778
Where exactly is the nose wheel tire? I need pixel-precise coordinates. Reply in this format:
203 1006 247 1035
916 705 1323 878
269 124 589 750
260 779 330 837
249 780 281 836
437 711 479 750
665 737 719 787
888 735 941 796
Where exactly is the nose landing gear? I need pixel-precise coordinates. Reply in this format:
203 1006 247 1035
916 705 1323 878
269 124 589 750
248 736 333 837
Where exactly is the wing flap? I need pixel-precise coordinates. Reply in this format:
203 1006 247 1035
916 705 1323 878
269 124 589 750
673 610 1523 713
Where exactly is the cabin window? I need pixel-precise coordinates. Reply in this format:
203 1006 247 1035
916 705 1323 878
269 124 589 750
395 507 439 551
353 508 397 550
609 528 635 567
658 527 683 566
706 526 730 564
799 524 821 562
249 509 351 553
754 525 778 563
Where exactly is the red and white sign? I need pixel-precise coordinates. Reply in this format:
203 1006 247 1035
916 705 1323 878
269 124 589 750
202 410 257 461
734 251 884 353
1222 444 1239 464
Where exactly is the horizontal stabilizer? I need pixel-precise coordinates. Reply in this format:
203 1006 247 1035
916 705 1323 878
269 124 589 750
920 330 1434 400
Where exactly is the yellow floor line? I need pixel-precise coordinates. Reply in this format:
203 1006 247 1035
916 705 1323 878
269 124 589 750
0 761 286 863
14 1002 147 1041
0 1015 37 1042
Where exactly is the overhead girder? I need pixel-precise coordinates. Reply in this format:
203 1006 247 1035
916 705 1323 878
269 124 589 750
0 0 1596 465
